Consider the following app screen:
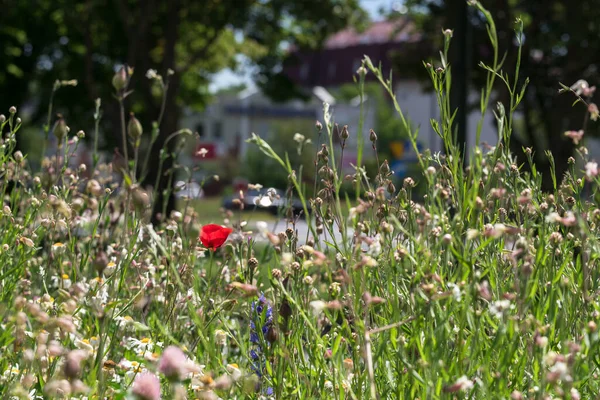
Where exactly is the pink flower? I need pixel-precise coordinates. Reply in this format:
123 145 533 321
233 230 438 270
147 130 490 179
560 212 577 227
583 85 597 98
586 161 599 181
132 372 161 400
158 346 187 381
564 130 584 145
588 103 599 121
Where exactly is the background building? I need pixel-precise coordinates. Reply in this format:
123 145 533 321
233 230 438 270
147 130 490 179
182 18 500 187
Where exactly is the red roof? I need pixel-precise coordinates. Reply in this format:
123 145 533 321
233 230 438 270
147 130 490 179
324 19 420 49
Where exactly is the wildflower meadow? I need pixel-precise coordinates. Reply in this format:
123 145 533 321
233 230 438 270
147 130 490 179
2 3 600 399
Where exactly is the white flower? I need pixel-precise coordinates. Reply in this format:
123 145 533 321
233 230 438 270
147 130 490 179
586 161 598 180
570 79 589 96
348 207 358 219
448 283 462 302
367 234 382 257
293 133 305 143
61 274 72 289
549 360 569 380
196 147 209 158
115 315 135 328
255 221 269 235
309 301 327 315
489 299 512 319
145 69 158 80
466 229 479 240
74 338 94 353
255 195 272 208
51 242 66 255
453 375 473 391
281 252 294 266
545 212 561 223
226 363 242 381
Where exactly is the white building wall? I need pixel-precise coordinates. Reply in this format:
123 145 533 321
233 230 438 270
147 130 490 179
394 81 501 155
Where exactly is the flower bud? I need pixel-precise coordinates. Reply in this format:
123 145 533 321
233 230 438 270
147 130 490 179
9 106 17 114
340 125 349 140
128 113 143 141
53 114 69 148
369 129 377 142
130 185 150 211
380 160 390 175
387 181 395 194
112 66 128 91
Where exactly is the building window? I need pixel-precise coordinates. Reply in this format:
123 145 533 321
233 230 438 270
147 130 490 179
213 121 222 139
196 123 205 138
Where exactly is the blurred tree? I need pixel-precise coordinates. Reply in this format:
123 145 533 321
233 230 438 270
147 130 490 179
244 119 316 193
0 0 366 219
395 0 600 189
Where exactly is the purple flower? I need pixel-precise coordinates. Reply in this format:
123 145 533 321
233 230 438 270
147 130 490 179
132 372 161 400
158 345 187 381
250 293 274 387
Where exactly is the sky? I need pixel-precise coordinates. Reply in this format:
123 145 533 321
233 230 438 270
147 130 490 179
209 0 398 92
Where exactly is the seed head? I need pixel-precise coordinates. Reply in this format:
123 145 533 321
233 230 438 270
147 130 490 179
53 114 69 148
340 125 349 140
369 129 378 142
128 113 143 141
112 66 128 92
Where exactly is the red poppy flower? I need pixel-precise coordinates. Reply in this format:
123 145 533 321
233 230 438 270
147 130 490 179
200 224 233 250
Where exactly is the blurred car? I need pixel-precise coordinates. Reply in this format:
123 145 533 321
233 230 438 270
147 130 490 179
174 181 204 199
222 187 311 216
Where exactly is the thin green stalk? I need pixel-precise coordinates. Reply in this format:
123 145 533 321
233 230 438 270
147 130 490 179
356 66 366 198
41 83 59 168
92 98 102 170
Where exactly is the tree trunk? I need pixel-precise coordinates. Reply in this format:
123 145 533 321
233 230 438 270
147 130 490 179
146 0 180 224
148 78 180 223
448 0 470 152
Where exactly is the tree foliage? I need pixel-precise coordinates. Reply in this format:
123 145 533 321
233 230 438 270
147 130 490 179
0 0 366 215
396 0 600 188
